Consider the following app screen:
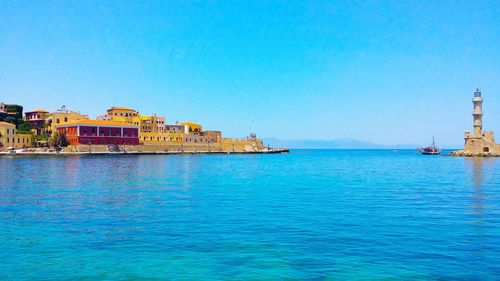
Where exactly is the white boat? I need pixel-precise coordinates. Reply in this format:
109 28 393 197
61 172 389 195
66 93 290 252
418 136 441 155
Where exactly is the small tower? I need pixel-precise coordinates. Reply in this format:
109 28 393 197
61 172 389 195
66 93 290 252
472 88 483 136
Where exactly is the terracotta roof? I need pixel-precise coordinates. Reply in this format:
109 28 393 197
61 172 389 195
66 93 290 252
55 119 138 127
0 121 15 127
25 109 48 113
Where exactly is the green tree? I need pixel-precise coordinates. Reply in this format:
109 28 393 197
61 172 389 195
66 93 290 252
4 117 16 125
49 132 68 148
60 133 68 147
17 120 32 134
4 105 23 125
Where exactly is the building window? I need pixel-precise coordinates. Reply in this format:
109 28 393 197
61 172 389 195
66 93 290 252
6 129 9 134
56 119 60 124
64 117 68 122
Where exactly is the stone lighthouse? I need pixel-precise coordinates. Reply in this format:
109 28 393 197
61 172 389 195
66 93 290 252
472 88 483 136
457 88 500 156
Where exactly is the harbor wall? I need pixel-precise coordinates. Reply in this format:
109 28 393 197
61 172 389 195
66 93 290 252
64 138 265 153
220 138 264 152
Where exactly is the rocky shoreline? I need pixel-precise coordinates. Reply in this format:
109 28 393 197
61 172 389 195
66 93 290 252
446 150 500 157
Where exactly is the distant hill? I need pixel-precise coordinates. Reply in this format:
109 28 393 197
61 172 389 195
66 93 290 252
262 138 417 149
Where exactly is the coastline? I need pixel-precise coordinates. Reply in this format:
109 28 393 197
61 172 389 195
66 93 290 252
0 148 289 157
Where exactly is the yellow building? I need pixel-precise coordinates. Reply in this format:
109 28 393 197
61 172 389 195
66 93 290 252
139 115 165 133
103 107 166 133
0 122 32 150
102 107 141 125
180 122 203 134
140 132 183 144
48 107 88 135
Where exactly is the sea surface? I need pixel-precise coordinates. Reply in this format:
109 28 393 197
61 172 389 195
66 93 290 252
1 150 499 280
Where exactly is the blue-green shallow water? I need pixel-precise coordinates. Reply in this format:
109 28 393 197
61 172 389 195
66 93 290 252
1 150 499 280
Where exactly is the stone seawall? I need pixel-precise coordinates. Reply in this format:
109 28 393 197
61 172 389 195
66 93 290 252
220 138 264 152
65 139 265 153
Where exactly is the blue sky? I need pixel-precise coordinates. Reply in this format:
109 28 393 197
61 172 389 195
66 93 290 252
1 1 499 147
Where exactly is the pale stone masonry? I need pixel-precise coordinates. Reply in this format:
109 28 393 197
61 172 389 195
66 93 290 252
449 88 499 157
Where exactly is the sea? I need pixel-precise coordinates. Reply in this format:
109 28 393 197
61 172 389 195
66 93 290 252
1 150 499 280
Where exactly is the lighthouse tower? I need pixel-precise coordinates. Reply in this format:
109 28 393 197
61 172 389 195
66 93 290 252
462 88 500 156
472 88 483 136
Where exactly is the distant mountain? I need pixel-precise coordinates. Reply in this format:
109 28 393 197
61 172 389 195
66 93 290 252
262 138 417 149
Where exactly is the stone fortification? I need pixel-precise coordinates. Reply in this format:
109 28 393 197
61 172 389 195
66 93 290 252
64 137 265 153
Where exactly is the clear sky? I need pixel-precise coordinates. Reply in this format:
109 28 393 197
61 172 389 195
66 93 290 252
1 1 499 147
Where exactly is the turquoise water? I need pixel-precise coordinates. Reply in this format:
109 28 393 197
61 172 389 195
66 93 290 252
1 150 499 280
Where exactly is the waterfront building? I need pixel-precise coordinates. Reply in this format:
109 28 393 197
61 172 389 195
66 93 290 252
101 106 166 133
55 119 139 145
182 133 211 144
0 122 32 150
24 109 49 135
140 132 183 144
101 106 141 125
139 120 185 145
204 131 222 142
463 89 499 155
47 106 89 136
177 122 213 144
104 106 140 123
140 114 165 133
165 124 184 133
180 121 202 134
